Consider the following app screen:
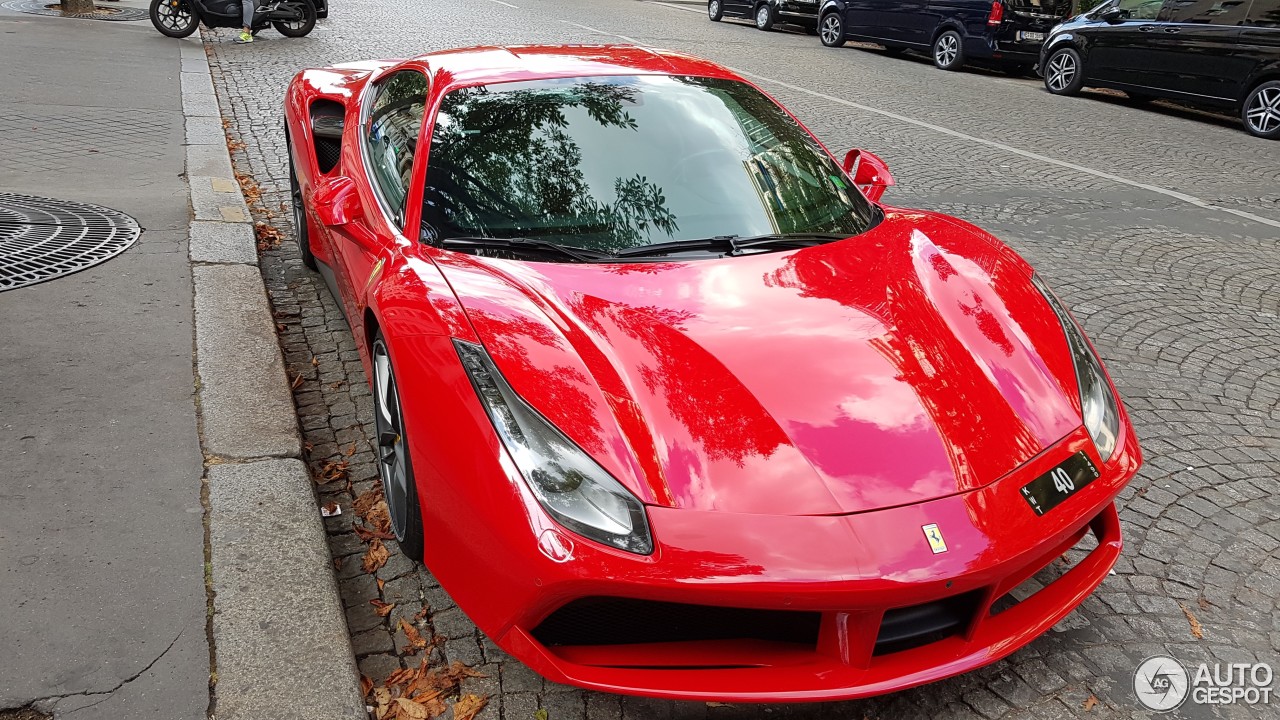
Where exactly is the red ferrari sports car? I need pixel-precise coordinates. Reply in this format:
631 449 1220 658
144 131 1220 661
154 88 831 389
284 45 1142 702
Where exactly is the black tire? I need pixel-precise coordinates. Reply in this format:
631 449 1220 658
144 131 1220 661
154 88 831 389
707 0 723 21
1043 47 1084 95
819 11 845 47
287 138 316 270
754 2 775 30
272 0 316 37
372 332 425 562
1241 80 1280 140
149 0 198 38
932 29 965 70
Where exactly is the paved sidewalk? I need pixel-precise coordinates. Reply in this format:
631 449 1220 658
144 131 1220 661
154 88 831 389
0 10 209 719
1 8 363 720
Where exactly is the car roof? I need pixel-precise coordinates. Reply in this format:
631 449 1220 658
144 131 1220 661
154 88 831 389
406 45 742 88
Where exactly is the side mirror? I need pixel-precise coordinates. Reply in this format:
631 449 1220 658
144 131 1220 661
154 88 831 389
313 175 363 226
1098 6 1124 23
842 148 895 203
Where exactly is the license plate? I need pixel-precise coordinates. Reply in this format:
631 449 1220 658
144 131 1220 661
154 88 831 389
1018 31 1045 42
1020 451 1099 516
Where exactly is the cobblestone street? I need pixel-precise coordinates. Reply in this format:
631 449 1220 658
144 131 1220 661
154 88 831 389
205 1 1280 717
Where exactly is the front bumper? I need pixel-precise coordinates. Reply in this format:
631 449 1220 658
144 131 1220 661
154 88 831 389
471 426 1141 702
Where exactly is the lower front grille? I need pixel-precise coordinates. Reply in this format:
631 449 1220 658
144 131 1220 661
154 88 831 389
532 597 822 648
874 591 981 656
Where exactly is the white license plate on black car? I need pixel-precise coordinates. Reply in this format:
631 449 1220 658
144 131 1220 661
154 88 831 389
1018 31 1045 42
1020 451 1100 516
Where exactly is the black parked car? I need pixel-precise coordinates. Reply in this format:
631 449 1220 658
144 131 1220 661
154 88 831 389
708 0 820 33
1041 0 1280 139
816 0 1073 73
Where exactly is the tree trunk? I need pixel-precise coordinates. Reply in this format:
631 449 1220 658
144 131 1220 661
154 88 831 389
60 0 96 13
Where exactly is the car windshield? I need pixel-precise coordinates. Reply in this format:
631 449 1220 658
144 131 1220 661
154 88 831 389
420 75 877 257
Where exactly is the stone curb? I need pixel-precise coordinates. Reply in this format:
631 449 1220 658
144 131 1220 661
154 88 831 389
180 36 366 719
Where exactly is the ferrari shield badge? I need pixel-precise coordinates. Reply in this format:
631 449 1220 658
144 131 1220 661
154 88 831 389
922 523 948 554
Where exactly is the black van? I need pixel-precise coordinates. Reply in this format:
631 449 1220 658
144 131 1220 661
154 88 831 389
1041 0 1280 139
817 0 1073 73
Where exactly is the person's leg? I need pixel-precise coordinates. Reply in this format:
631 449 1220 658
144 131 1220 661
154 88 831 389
236 0 254 41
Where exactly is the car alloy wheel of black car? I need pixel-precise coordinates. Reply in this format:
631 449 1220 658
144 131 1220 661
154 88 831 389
1043 47 1082 95
820 11 845 46
755 2 775 29
933 30 965 70
708 0 723 20
1244 81 1280 140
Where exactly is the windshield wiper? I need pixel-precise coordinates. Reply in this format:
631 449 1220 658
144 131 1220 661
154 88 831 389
440 236 611 263
611 232 852 258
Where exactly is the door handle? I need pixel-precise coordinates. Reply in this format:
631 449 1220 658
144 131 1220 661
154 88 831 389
1163 26 1180 33
1138 24 1156 31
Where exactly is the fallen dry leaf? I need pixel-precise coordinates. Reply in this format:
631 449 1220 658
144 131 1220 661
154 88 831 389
254 221 284 251
453 694 488 720
371 598 396 617
366 500 393 535
320 501 341 517
353 523 396 542
377 577 386 591
332 557 342 571
1082 694 1099 711
412 606 430 623
534 709 549 720
396 697 430 719
311 356 320 367
353 487 385 519
316 459 350 484
290 372 304 389
360 675 375 698
1198 596 1213 610
363 538 390 574
345 442 359 457
400 618 428 649
1179 602 1205 639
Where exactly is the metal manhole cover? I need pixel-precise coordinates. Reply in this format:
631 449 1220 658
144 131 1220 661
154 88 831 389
0 193 142 291
0 0 148 19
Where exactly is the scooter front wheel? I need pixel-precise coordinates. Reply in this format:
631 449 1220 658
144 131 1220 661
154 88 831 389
150 0 199 37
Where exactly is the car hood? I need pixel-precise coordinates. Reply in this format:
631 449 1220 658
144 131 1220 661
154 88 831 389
432 210 1083 516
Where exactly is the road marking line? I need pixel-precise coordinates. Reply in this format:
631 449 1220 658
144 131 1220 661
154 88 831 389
732 69 1280 230
486 0 519 7
646 0 704 13
559 20 640 43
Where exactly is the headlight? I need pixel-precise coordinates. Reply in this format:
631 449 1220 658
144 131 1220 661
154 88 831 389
1031 275 1121 462
454 339 653 555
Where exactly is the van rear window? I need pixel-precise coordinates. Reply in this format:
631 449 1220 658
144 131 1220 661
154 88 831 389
1007 0 1072 16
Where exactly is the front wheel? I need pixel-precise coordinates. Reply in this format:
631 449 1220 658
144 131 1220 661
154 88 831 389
1043 47 1084 95
1242 80 1280 140
287 138 316 270
932 30 965 70
819 12 845 47
149 0 198 38
754 2 775 30
372 332 424 562
271 0 316 37
707 0 723 21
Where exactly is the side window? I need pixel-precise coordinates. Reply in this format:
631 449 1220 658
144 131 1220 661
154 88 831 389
1117 0 1165 20
363 70 428 228
1247 0 1280 26
1158 0 1251 23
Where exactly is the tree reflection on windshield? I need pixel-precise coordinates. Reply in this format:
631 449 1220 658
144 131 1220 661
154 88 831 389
420 75 875 258
423 81 678 253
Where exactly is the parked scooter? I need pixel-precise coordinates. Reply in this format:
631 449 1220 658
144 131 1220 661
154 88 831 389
149 0 316 38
